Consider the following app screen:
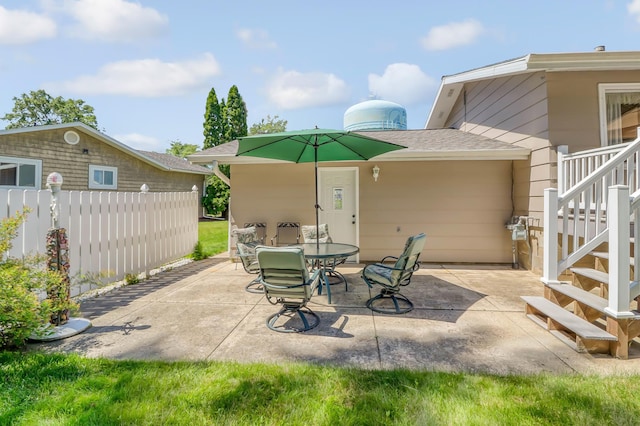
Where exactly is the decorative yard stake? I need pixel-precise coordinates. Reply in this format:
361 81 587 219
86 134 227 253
46 172 71 325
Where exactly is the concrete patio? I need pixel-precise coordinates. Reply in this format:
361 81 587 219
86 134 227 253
29 255 640 376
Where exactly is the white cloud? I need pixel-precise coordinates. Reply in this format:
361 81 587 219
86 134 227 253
236 28 277 49
628 0 640 22
368 63 436 106
63 0 168 42
44 53 221 97
421 19 484 51
0 6 56 45
115 132 161 151
267 69 351 109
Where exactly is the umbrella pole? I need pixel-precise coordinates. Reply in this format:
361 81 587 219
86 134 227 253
314 137 320 250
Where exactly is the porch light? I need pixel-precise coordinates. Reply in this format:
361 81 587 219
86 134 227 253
46 172 63 193
372 165 380 182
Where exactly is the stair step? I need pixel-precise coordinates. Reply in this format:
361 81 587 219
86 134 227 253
590 252 634 266
546 283 608 313
521 296 617 354
570 267 609 285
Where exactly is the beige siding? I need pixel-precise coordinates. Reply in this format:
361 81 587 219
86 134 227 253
0 128 205 198
230 160 514 263
546 70 640 150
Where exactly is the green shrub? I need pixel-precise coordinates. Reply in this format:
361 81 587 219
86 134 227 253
0 210 73 349
192 240 206 261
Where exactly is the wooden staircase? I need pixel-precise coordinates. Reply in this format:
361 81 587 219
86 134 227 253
525 138 640 359
524 242 640 359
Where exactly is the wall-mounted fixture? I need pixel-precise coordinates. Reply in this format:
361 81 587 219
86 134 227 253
372 164 380 182
82 148 89 154
64 130 80 145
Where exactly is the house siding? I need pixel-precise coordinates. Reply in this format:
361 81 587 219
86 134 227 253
0 128 205 198
230 160 513 263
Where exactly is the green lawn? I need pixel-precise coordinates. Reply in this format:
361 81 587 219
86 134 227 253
198 219 228 257
1 351 639 425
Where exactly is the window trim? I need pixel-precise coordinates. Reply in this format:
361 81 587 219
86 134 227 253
0 156 42 189
598 82 640 146
88 165 118 190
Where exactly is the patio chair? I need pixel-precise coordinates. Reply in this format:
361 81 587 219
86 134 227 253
270 222 301 246
301 223 349 290
232 226 262 293
361 233 426 314
256 245 321 333
244 222 266 244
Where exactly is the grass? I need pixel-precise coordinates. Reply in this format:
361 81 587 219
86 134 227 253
198 219 228 257
1 351 639 425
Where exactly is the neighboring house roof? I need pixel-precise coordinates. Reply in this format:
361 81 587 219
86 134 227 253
137 150 213 174
426 50 640 129
0 122 211 175
187 129 530 165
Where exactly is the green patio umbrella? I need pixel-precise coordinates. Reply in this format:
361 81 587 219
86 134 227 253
236 127 406 248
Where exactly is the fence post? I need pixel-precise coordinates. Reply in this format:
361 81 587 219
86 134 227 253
542 188 559 284
140 184 150 278
604 185 634 318
557 145 568 194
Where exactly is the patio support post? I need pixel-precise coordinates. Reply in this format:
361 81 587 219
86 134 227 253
542 188 560 284
604 185 634 318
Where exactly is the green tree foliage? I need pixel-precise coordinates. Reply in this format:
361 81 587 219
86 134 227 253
202 88 225 150
224 85 248 142
2 89 99 130
249 115 288 135
166 140 199 159
202 176 230 217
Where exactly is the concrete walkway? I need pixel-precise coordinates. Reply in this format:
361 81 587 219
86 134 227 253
30 256 640 376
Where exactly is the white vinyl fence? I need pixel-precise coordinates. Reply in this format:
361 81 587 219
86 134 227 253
0 187 199 296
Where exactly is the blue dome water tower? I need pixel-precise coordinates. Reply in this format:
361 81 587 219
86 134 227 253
343 99 407 131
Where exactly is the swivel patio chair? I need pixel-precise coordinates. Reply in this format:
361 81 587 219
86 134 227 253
301 223 349 290
270 222 301 246
244 222 266 244
361 233 426 314
232 226 263 293
256 245 321 333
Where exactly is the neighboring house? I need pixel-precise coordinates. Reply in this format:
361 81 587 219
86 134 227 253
0 122 211 201
425 49 640 272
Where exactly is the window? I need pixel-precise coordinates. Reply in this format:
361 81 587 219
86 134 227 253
599 83 640 145
0 156 41 189
89 165 117 190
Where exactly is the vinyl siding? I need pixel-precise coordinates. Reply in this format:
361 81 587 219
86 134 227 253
230 160 513 263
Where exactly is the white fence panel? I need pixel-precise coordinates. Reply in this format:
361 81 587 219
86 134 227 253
0 188 199 296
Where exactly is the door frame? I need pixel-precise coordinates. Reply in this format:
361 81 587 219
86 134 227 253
318 166 359 262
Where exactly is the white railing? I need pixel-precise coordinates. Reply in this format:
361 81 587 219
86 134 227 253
1 187 199 296
544 132 640 317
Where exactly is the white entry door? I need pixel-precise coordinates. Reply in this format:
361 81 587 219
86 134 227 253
318 167 358 260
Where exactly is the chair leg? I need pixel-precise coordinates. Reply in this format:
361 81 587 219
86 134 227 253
245 276 264 294
366 289 413 314
326 269 348 291
266 304 320 333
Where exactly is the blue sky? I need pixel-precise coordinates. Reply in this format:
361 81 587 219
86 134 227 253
1 0 640 152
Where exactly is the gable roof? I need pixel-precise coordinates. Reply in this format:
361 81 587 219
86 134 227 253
187 129 529 165
425 50 640 129
0 122 211 175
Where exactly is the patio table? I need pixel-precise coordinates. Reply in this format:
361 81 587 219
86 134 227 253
296 242 359 304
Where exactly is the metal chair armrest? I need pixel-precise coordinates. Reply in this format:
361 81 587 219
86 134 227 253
380 255 399 264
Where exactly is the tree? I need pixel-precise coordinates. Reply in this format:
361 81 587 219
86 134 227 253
249 115 288 135
166 140 199 159
202 176 230 217
224 85 248 143
202 88 225 150
2 89 99 130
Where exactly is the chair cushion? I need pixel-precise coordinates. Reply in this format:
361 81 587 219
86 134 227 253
301 224 332 243
363 264 394 287
234 226 259 244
